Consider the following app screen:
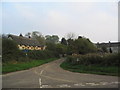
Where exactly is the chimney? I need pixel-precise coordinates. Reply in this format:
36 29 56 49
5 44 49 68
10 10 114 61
19 33 23 37
28 36 31 38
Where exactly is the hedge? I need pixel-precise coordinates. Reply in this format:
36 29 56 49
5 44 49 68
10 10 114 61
27 50 57 60
66 53 119 66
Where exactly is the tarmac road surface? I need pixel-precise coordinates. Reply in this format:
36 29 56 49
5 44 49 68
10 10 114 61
2 58 119 88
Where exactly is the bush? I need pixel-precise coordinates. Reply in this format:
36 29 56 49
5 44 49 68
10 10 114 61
75 38 97 54
66 53 119 66
102 53 119 66
101 46 108 53
2 38 58 63
66 38 97 55
27 50 57 60
2 38 26 62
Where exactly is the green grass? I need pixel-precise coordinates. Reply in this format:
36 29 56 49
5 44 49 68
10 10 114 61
60 61 119 76
3 58 58 74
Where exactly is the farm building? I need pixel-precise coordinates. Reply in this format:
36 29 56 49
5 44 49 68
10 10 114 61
8 34 46 50
96 41 120 53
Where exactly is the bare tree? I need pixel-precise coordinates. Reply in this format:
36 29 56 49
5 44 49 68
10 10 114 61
31 31 42 38
25 32 31 38
66 32 76 39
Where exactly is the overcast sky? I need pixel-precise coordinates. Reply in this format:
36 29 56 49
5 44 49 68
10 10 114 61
2 1 118 43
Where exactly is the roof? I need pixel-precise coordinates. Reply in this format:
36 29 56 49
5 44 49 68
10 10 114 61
96 42 120 47
8 34 42 47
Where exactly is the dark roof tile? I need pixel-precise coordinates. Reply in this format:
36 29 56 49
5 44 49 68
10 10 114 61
8 34 42 47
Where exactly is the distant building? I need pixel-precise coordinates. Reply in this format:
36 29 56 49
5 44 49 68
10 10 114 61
8 34 46 50
96 42 120 53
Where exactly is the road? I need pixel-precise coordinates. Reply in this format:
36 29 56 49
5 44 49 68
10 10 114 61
2 58 119 88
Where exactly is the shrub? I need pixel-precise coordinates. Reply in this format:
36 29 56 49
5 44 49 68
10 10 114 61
102 53 119 66
2 38 58 63
2 38 26 62
101 46 108 53
66 53 119 66
27 50 57 60
66 38 97 55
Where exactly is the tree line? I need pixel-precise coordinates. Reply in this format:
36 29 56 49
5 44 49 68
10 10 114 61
2 31 98 62
25 31 97 55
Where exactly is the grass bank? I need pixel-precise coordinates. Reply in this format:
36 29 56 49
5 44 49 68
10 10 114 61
3 58 58 74
60 61 119 76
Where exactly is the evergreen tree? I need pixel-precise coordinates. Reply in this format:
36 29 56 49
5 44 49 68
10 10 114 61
61 38 67 45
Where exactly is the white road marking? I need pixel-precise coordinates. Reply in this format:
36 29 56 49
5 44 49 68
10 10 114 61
74 83 85 86
110 81 119 84
99 82 109 85
57 84 71 88
42 85 49 88
86 82 100 86
39 78 42 88
74 81 119 87
40 70 44 75
39 70 44 88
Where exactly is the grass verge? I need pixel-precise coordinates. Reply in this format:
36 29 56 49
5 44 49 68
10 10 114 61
60 61 119 76
3 58 58 74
